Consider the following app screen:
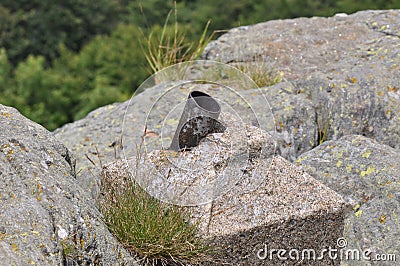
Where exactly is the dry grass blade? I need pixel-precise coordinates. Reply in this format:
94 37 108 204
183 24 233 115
143 2 214 75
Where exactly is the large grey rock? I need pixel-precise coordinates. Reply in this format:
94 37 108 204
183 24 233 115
103 121 346 265
296 135 400 265
0 105 138 265
202 10 400 156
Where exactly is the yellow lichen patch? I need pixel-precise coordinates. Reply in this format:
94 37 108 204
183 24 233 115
349 77 357 83
360 165 375 177
378 214 387 224
355 209 363 218
84 137 90 142
377 91 384 96
388 193 393 199
36 182 43 201
346 164 353 173
361 150 371 158
1 112 11 118
0 232 7 240
294 156 308 164
336 160 342 167
284 105 293 111
11 242 18 251
28 259 36 265
292 127 298 135
387 86 399 92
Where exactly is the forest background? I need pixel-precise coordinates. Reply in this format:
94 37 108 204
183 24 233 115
1 0 399 130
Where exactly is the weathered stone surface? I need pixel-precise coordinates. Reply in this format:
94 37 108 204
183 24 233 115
202 10 400 157
52 10 400 265
0 105 138 265
296 135 400 265
104 122 345 265
196 156 345 265
252 82 317 161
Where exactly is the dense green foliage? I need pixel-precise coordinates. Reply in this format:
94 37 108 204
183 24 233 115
0 24 147 130
0 0 124 65
1 0 399 130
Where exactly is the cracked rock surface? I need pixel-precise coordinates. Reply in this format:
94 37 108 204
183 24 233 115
0 104 138 265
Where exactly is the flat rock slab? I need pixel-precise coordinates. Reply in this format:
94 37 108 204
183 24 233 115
296 135 400 265
0 105 138 265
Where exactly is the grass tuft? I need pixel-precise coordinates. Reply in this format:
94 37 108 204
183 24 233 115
235 61 284 88
99 158 212 265
143 3 214 75
317 117 330 145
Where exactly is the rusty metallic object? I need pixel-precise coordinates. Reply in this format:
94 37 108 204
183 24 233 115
170 91 225 151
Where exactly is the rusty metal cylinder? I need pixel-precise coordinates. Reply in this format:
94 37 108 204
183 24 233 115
169 91 223 151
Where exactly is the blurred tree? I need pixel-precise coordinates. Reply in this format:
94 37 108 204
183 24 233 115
8 55 50 126
0 49 11 90
336 0 400 13
0 23 148 130
125 0 174 27
0 0 125 65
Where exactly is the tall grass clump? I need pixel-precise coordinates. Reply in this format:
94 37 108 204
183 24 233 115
143 3 214 74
